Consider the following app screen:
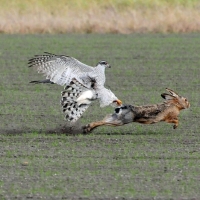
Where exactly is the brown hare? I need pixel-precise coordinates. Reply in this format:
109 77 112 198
83 88 190 133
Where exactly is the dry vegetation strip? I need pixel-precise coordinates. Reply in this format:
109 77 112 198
0 0 200 33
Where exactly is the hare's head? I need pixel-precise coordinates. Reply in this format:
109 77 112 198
161 88 190 110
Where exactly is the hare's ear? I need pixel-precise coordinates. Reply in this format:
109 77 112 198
161 93 175 100
165 88 179 98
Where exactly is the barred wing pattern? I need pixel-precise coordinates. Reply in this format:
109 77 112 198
28 52 94 86
61 78 98 122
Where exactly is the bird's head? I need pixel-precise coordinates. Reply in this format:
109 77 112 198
96 60 111 69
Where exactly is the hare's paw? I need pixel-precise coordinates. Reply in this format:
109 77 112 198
82 124 92 134
173 124 178 129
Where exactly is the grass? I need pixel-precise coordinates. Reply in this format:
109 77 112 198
1 133 200 198
1 0 199 11
0 0 200 33
0 33 200 198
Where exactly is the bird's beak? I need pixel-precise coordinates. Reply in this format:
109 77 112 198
107 64 111 68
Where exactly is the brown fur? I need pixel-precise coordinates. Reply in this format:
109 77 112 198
82 88 190 133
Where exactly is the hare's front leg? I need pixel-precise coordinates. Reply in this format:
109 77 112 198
165 118 179 129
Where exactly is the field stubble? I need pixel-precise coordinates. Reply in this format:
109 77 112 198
0 0 200 33
0 34 200 198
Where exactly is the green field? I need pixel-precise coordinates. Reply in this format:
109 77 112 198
0 34 200 199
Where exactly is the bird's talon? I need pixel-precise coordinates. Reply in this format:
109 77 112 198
114 99 122 106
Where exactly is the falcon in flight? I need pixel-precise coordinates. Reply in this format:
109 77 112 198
28 52 122 122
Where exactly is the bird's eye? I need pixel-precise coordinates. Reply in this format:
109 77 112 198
101 61 107 65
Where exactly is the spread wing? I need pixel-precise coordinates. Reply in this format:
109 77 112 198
61 78 98 122
28 52 94 86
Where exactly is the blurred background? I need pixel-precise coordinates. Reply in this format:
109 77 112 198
0 0 200 34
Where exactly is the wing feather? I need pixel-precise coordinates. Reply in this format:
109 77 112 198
28 52 94 86
61 78 96 122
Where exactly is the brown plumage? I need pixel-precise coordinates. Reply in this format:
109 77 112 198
82 88 190 133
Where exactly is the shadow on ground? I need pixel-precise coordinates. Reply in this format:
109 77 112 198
0 124 171 136
0 122 83 135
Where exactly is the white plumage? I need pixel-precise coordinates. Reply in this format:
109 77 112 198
76 90 95 105
29 52 122 122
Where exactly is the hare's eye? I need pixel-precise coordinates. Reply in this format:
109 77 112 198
185 99 187 102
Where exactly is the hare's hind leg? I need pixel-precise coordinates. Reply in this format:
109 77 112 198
82 121 106 133
82 113 123 133
82 120 123 133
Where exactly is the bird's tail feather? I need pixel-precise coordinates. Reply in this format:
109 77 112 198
30 79 54 84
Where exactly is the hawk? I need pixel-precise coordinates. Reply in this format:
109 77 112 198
28 52 122 122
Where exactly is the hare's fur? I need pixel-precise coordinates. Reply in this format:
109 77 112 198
83 88 190 133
